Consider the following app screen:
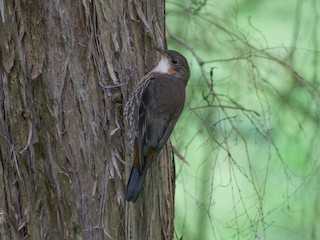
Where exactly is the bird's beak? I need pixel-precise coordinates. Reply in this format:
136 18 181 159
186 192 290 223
154 47 170 59
153 47 174 74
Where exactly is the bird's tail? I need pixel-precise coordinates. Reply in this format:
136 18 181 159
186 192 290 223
125 166 146 202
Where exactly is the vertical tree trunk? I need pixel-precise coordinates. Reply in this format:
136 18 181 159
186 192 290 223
0 1 174 239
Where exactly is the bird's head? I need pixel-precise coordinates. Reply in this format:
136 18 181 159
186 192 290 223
152 47 190 83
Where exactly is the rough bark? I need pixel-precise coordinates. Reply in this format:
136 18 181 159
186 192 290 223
0 1 174 240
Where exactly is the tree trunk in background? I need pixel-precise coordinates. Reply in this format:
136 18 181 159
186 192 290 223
0 1 174 239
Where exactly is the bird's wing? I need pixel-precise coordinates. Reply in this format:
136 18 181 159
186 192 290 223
136 77 181 172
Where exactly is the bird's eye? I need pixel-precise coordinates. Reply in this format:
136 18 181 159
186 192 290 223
172 58 178 64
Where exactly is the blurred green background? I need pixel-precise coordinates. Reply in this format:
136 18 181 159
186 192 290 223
166 0 320 239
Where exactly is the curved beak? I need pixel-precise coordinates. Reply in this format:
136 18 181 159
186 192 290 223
154 47 170 58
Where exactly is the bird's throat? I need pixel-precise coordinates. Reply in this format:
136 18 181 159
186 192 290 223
152 58 173 74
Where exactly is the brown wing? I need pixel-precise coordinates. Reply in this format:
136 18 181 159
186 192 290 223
136 76 184 173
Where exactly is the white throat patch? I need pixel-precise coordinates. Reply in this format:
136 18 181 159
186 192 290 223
152 58 171 74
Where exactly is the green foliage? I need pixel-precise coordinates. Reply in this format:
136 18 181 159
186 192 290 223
167 0 320 239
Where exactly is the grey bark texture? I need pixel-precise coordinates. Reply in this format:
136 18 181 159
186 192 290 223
0 1 175 240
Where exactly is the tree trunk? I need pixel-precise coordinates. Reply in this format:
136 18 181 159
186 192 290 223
0 1 174 239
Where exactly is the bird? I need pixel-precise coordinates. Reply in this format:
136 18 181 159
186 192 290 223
124 47 190 202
